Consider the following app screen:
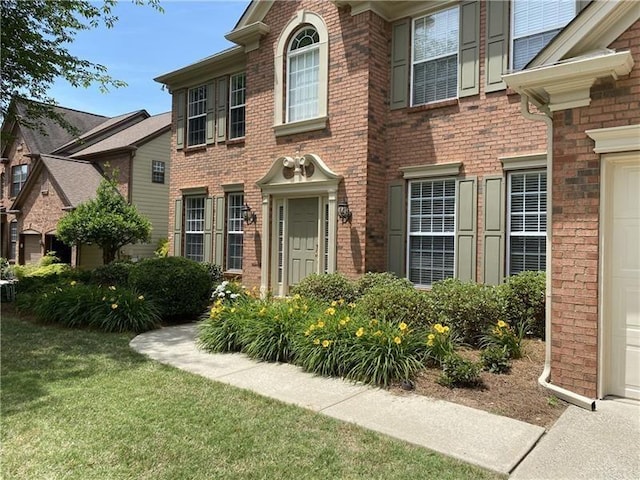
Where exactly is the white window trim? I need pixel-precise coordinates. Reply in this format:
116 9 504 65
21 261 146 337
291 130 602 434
406 177 457 288
184 196 205 262
273 10 328 135
506 170 547 275
510 0 577 71
286 29 320 124
410 5 459 107
229 72 246 140
11 164 28 198
187 85 207 147
226 192 244 272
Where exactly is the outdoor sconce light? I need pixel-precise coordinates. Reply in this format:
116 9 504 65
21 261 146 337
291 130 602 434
337 199 352 224
242 203 257 225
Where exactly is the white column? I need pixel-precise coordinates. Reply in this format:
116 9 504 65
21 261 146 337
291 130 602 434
260 193 270 298
327 189 337 273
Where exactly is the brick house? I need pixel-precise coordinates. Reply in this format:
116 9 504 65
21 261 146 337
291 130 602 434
0 100 171 267
155 0 639 406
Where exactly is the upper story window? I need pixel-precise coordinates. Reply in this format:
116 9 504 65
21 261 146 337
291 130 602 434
187 85 207 147
287 27 320 123
11 164 28 197
274 11 328 136
229 72 246 140
9 220 17 261
152 160 165 184
512 0 576 70
412 6 459 105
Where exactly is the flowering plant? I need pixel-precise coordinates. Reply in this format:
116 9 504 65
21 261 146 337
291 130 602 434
211 280 246 304
480 320 525 359
425 323 458 366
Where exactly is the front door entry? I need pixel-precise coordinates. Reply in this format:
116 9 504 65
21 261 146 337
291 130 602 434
288 197 319 286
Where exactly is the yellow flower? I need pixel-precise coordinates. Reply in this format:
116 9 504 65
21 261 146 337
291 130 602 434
399 322 408 331
427 339 434 347
309 324 316 331
230 307 236 313
70 281 77 286
497 320 507 328
394 336 402 345
313 339 320 345
138 295 144 300
304 330 310 336
317 321 325 328
339 319 347 326
348 302 356 309
322 340 330 348
111 304 118 310
428 333 435 340
215 299 223 306
356 327 364 337
434 323 445 334
325 307 336 316
338 298 345 305
443 326 450 333
344 316 350 323
374 330 382 337
330 300 338 307
259 307 267 316
109 285 116 291
369 319 378 327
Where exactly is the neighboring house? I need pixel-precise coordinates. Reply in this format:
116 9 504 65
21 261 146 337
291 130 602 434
0 99 171 267
155 0 639 406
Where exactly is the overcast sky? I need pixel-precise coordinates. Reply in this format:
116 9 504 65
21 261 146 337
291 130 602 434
48 0 250 117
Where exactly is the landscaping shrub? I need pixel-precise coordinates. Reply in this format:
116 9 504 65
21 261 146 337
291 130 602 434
39 251 62 266
34 282 102 328
91 261 134 287
290 273 357 304
429 279 503 347
345 318 427 387
480 320 525 359
89 286 160 333
438 354 482 388
154 238 169 257
355 272 413 297
500 271 546 338
211 280 246 304
357 284 433 326
201 262 224 287
481 346 512 374
129 256 211 322
425 323 459 366
14 264 78 294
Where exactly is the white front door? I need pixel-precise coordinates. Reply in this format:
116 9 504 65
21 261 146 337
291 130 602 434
288 197 319 287
604 154 640 399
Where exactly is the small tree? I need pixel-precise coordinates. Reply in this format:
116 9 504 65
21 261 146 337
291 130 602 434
57 178 151 264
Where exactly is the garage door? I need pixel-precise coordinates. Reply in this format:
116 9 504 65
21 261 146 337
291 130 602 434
605 154 640 400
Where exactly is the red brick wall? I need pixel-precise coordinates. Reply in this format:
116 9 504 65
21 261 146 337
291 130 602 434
550 20 640 398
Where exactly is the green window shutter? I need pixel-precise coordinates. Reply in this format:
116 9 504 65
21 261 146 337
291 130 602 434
206 82 215 145
390 19 410 110
203 197 214 263
175 90 185 150
214 196 225 266
482 176 505 285
387 181 406 277
173 198 183 256
215 77 228 143
456 177 477 281
459 1 480 97
485 0 509 92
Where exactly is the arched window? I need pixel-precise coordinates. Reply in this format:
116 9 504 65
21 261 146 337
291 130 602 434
274 11 328 136
287 27 320 122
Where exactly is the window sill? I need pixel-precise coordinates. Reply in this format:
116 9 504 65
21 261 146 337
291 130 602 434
273 116 328 137
224 270 243 279
226 138 245 147
407 98 459 113
182 144 207 153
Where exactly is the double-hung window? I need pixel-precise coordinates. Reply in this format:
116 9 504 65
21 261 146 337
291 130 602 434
512 0 576 70
9 220 18 261
226 193 244 271
187 85 207 146
407 179 456 286
152 160 165 184
229 73 246 139
184 196 205 262
412 6 459 105
11 164 28 197
508 171 547 274
287 27 320 122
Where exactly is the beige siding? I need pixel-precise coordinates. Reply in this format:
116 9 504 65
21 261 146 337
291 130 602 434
123 132 170 260
79 244 103 269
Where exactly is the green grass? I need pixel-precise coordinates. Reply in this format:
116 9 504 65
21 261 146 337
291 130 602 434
1 314 501 480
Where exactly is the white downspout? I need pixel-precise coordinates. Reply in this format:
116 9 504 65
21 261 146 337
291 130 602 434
519 96 596 411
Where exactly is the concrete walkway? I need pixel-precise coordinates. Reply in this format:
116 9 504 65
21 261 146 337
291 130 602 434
130 324 640 478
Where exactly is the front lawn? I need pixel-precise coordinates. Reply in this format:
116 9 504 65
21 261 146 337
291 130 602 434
0 314 499 480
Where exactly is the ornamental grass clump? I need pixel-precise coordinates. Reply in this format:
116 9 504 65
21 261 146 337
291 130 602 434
89 286 160 333
294 299 360 377
481 320 525 359
198 297 256 353
241 294 318 363
425 323 459 366
345 317 427 387
35 281 101 327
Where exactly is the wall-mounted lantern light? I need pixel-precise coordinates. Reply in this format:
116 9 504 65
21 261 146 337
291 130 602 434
337 199 352 224
242 203 257 225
